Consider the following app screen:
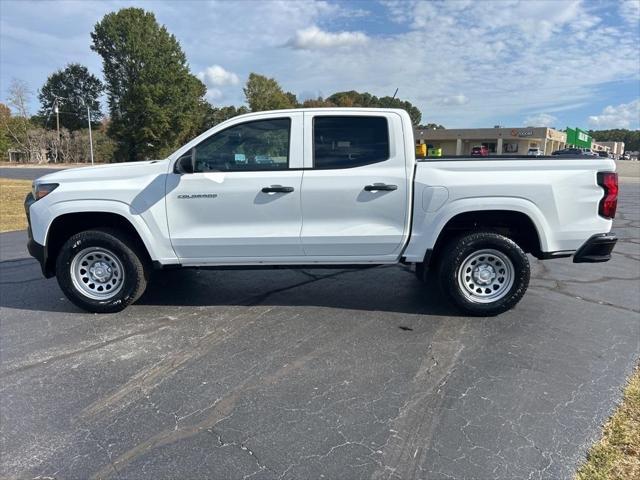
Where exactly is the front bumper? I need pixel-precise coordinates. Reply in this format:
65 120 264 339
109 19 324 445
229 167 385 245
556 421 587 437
573 233 617 263
24 192 51 277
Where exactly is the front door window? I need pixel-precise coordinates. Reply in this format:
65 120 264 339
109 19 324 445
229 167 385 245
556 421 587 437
192 118 291 172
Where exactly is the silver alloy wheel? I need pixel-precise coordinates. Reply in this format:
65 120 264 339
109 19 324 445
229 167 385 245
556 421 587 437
457 249 514 303
70 247 125 300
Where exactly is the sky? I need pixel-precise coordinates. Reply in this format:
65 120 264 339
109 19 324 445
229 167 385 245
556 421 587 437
1 0 639 129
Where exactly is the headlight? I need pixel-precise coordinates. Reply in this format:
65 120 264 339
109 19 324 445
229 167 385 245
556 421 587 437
33 182 59 200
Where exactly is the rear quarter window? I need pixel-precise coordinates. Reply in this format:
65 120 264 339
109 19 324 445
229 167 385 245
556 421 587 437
313 116 390 169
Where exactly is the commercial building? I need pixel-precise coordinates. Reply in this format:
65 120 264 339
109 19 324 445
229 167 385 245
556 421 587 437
598 141 625 159
414 126 567 156
565 127 592 149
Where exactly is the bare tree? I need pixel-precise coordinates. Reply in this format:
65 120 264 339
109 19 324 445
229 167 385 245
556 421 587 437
1 79 115 163
2 79 45 162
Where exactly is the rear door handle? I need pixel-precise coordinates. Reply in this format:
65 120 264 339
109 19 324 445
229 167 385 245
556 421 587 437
364 183 398 192
262 185 294 193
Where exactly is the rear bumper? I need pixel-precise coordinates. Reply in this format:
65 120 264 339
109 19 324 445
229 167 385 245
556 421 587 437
573 233 617 263
24 193 52 277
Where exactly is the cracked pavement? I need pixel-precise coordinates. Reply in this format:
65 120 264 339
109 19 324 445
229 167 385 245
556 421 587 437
1 181 638 479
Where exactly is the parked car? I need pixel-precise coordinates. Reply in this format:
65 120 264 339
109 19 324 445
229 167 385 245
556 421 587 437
597 151 610 158
25 108 618 316
527 148 544 156
552 148 589 156
471 145 489 157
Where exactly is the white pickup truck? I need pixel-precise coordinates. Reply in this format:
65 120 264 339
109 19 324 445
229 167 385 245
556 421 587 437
25 108 618 315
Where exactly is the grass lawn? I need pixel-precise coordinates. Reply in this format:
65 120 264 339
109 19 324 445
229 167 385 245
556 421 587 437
576 366 640 480
0 178 31 233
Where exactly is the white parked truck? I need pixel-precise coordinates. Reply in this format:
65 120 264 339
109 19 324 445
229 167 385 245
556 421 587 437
25 108 619 315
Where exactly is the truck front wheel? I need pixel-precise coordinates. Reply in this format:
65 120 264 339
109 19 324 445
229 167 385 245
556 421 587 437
438 232 530 316
55 229 148 313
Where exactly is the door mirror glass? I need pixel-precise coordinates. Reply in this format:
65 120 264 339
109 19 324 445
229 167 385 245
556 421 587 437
174 151 194 174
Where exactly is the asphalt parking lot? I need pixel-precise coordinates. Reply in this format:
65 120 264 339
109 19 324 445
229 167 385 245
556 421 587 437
1 180 638 479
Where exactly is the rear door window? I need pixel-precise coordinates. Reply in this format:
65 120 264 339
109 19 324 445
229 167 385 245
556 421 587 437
313 116 389 169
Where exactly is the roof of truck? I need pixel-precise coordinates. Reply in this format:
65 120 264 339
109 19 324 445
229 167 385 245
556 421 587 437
232 107 409 116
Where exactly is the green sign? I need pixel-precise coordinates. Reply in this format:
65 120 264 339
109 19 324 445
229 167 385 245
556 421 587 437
566 127 592 148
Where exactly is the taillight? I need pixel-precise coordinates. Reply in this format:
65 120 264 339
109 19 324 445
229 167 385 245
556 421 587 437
597 172 618 219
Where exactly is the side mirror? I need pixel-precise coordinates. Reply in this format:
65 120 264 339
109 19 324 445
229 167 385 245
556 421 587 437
174 151 194 174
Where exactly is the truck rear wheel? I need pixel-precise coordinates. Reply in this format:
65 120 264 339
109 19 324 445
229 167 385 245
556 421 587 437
55 229 148 313
438 232 530 316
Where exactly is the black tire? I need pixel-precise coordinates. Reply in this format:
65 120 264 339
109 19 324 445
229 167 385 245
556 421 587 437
437 232 530 316
55 229 148 313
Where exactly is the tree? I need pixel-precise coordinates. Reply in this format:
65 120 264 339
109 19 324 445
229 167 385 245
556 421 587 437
301 96 335 108
243 73 296 112
201 104 250 130
0 103 12 159
326 90 422 125
91 8 207 161
377 96 422 125
38 63 103 131
2 80 39 161
417 123 445 130
285 91 300 108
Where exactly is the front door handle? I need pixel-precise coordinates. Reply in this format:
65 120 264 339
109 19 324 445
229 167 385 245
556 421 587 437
262 185 294 193
364 183 398 192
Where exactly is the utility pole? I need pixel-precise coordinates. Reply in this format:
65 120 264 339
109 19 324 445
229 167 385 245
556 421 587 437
53 97 61 163
54 98 60 142
87 102 94 165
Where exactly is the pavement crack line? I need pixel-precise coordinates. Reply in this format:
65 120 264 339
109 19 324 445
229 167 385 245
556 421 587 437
1 318 177 377
85 319 382 479
212 429 269 477
530 284 640 314
0 257 37 265
242 266 378 306
0 276 45 285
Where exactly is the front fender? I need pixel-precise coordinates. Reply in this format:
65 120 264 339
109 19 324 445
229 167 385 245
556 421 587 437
30 199 178 264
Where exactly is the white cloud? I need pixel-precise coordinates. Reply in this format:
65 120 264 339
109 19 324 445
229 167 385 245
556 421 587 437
196 65 239 104
588 99 640 129
204 88 223 103
619 0 640 24
523 113 558 127
197 65 239 87
440 94 468 106
2 0 639 128
286 25 368 49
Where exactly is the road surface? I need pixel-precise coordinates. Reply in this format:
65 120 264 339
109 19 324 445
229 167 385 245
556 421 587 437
1 182 638 479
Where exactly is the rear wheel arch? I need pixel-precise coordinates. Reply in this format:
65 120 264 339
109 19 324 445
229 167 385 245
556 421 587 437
428 209 543 265
45 212 152 276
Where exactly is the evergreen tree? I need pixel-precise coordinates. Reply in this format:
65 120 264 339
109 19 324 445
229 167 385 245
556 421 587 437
91 8 207 161
38 64 103 131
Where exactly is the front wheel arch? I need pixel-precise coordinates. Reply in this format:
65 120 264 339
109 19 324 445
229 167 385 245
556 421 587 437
45 212 152 277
